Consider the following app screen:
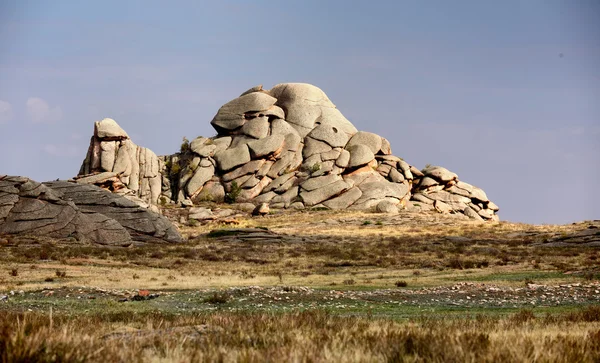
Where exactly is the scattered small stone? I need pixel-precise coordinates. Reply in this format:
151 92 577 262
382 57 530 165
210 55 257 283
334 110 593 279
252 203 270 216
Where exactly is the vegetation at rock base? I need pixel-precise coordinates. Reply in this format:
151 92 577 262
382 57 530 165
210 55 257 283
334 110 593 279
224 181 241 204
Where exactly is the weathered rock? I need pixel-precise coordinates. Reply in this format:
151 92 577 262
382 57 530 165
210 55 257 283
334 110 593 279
388 168 405 183
44 181 183 244
76 83 499 221
290 202 305 209
214 144 251 172
411 193 434 205
269 83 358 137
322 186 362 209
0 176 132 246
335 149 350 168
464 206 484 221
346 144 375 168
307 124 349 148
247 134 285 159
186 165 215 196
271 186 298 207
241 176 261 189
191 181 225 203
266 151 296 178
252 203 270 216
419 176 439 188
310 160 335 177
434 200 452 214
283 133 302 152
189 207 214 221
376 200 399 214
377 164 392 176
190 137 217 157
264 173 296 193
240 84 264 97
321 148 341 161
95 118 129 139
422 166 458 183
211 92 277 133
346 131 383 154
222 160 265 182
275 176 297 194
300 180 350 206
301 174 342 192
487 201 499 211
241 116 269 139
478 208 494 220
380 137 392 155
343 169 385 186
354 181 409 207
100 141 117 171
238 176 272 201
303 138 332 158
470 187 489 203
410 165 424 178
253 191 277 204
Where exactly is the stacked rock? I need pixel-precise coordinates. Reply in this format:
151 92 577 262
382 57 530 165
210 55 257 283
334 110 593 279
158 83 414 212
77 118 162 206
411 166 499 221
75 83 499 221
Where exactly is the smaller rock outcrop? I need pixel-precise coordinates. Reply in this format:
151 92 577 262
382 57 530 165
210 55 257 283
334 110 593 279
411 166 499 221
0 175 130 245
77 118 162 206
0 175 182 245
44 181 183 244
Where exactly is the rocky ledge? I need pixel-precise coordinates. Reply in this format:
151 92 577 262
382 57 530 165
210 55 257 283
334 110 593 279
0 175 182 245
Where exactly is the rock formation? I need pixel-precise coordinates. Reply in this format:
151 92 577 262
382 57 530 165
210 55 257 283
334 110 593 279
77 118 162 208
0 175 182 245
44 181 183 244
76 83 499 221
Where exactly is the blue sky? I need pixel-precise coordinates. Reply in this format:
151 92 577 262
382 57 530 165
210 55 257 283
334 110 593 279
0 1 598 224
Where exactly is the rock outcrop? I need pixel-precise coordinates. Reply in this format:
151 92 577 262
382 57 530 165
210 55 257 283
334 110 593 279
75 83 499 221
44 181 183 244
0 175 182 245
77 118 162 207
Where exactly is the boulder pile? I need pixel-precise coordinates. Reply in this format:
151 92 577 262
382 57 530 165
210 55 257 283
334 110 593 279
76 83 499 221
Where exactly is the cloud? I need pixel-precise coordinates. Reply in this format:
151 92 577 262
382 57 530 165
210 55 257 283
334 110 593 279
26 97 63 123
0 100 13 124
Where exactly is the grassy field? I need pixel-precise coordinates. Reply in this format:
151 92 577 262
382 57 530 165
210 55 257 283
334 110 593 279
1 208 599 362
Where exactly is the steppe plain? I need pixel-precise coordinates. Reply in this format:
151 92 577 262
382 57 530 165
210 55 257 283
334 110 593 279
1 207 599 362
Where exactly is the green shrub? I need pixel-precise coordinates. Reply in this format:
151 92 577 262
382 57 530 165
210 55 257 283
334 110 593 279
225 181 241 204
203 292 230 304
180 137 190 153
395 280 408 287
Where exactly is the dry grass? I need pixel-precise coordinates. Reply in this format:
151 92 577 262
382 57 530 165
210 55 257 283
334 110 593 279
1 307 599 362
1 209 596 291
0 209 598 361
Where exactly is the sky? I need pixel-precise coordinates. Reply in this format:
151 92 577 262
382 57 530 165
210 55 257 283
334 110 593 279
0 1 598 225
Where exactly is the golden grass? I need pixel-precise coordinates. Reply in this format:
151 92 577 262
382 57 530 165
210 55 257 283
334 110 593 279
1 308 599 362
0 208 598 361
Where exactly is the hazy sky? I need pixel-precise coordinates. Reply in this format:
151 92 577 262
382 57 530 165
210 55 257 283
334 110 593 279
0 1 598 224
